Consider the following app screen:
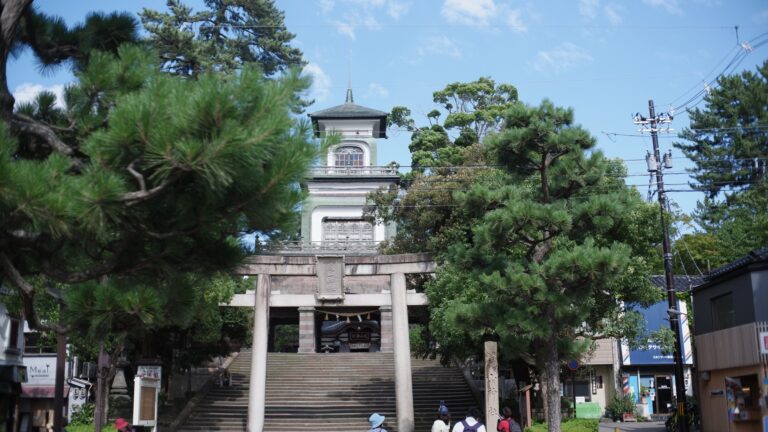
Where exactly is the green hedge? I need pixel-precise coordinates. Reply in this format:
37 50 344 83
65 425 118 432
525 418 598 432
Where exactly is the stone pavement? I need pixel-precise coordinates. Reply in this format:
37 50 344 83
598 421 667 432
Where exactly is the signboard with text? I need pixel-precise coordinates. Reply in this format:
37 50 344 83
759 332 768 355
23 355 68 386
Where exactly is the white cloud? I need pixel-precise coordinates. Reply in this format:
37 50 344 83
417 35 462 58
506 9 527 33
319 0 335 14
13 83 66 109
533 42 593 73
643 0 682 15
366 82 389 98
323 0 410 38
441 0 497 26
755 9 768 23
579 0 599 19
387 1 410 20
303 63 332 103
332 19 358 39
604 4 623 25
329 6 387 39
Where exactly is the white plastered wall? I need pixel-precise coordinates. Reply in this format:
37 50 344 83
310 206 385 243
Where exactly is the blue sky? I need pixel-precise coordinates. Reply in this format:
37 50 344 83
8 0 768 222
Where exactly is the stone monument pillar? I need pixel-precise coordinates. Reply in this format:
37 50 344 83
485 338 500 425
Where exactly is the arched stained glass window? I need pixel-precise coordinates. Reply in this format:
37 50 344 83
334 146 364 167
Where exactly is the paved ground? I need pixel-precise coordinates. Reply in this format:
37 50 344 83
598 421 667 432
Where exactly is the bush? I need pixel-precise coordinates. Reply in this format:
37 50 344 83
69 403 95 426
606 393 637 421
64 425 117 432
525 418 598 432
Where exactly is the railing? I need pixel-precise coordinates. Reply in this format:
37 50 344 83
308 166 399 177
260 240 380 254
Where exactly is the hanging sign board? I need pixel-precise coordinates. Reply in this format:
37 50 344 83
759 332 768 355
133 365 162 430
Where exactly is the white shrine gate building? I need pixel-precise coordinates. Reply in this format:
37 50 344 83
228 89 439 432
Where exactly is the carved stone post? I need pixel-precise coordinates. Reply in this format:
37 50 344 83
485 337 500 425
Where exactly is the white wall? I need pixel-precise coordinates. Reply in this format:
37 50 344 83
318 119 378 138
310 206 386 243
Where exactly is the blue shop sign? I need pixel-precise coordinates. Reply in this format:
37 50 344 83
621 300 692 366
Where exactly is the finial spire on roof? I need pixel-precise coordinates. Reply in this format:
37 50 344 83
345 85 354 104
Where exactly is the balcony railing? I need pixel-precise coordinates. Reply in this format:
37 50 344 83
308 166 399 177
259 240 380 254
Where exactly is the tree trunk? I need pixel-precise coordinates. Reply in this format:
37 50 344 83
93 340 108 432
541 338 561 432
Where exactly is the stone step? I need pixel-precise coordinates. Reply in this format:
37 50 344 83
176 351 478 432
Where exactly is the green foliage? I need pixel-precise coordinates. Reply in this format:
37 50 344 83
524 419 598 432
606 394 637 420
673 60 768 264
65 425 117 432
420 98 658 432
273 324 298 352
16 7 139 73
141 0 304 77
388 77 518 170
69 403 95 426
2 28 318 366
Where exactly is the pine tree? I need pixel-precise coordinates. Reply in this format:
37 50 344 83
673 60 768 264
428 100 657 432
140 0 305 77
0 2 319 335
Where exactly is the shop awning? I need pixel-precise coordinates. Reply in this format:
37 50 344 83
21 386 69 398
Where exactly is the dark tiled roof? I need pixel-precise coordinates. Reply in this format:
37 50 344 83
309 102 387 119
650 275 705 292
706 246 768 280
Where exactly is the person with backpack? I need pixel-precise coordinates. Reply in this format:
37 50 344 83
496 406 522 432
431 400 451 432
451 407 486 432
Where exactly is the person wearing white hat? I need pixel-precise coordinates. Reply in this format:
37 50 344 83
367 412 388 432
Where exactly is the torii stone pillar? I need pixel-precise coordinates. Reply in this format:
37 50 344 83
391 272 414 432
247 274 270 432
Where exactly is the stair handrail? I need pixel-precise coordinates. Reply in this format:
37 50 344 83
450 356 485 411
166 351 241 432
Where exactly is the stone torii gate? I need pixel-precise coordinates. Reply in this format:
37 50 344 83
229 253 436 432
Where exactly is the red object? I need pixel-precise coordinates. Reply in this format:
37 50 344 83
115 418 130 429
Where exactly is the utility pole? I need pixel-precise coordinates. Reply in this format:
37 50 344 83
634 100 688 432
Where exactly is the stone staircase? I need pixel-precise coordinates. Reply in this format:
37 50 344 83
177 351 477 432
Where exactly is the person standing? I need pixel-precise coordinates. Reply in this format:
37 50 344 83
496 406 522 432
452 407 486 432
431 401 451 432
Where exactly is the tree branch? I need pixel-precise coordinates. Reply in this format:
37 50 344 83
126 159 147 192
0 251 70 333
12 113 84 168
120 180 170 206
